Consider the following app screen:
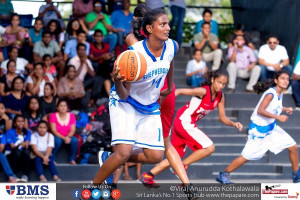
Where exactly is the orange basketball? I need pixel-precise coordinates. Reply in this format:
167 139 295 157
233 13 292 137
115 50 147 82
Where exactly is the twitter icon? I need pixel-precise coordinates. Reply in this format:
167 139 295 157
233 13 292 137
91 189 101 199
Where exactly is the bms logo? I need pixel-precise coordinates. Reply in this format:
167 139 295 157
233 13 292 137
5 185 49 195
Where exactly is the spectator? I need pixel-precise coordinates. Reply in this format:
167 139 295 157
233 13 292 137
0 48 4 63
145 0 164 10
0 59 18 96
1 47 33 77
64 30 90 61
33 30 65 78
46 19 64 49
291 61 300 110
123 162 141 180
57 65 88 111
72 0 94 21
228 24 255 51
3 76 30 118
169 0 186 46
31 120 61 182
43 54 57 80
107 0 123 14
39 83 57 116
86 0 118 52
227 35 261 93
68 43 103 105
0 102 18 183
65 18 88 42
195 8 218 36
110 0 133 46
186 49 208 88
6 115 31 182
23 97 46 132
49 99 78 164
0 0 14 23
258 35 293 81
29 18 44 47
89 30 112 96
38 0 65 29
194 22 222 70
26 62 57 97
2 13 27 49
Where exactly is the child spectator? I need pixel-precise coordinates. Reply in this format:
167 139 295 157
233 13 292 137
65 18 88 42
6 115 31 182
23 97 46 133
291 61 300 110
29 18 44 47
31 120 61 182
39 83 57 116
0 59 18 96
195 8 218 36
186 49 207 87
43 54 57 80
46 19 64 49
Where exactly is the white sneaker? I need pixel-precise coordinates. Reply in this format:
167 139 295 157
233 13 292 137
20 175 28 182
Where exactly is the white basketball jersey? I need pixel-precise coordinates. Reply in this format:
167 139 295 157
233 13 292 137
250 87 283 126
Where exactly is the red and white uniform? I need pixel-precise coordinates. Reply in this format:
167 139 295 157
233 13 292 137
171 85 222 157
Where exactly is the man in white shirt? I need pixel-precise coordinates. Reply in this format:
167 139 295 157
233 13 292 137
291 61 300 110
258 35 293 81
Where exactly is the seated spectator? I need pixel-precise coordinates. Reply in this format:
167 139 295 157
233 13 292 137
33 30 65 78
29 18 44 47
3 76 30 118
23 97 46 132
72 0 93 21
0 59 18 96
194 22 222 70
86 0 118 52
69 43 103 106
89 30 112 96
1 47 33 77
26 62 57 97
58 65 87 111
227 35 261 93
30 120 61 182
195 8 218 36
0 102 18 183
47 19 64 49
38 0 65 29
2 13 27 49
65 18 88 42
291 61 300 110
49 99 78 164
258 35 293 81
0 0 14 23
6 115 31 182
186 49 207 88
228 24 255 50
43 54 57 80
110 0 133 46
64 30 90 61
39 83 57 117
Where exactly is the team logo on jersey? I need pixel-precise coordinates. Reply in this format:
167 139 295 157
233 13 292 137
6 185 15 195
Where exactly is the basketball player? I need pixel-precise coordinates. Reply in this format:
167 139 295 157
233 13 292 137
217 70 300 184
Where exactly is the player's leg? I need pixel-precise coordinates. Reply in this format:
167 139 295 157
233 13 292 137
182 144 215 166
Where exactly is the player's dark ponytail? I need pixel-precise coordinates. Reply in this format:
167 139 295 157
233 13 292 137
253 69 290 94
200 68 229 87
132 3 151 41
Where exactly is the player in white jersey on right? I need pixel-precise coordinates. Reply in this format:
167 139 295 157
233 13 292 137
216 69 300 184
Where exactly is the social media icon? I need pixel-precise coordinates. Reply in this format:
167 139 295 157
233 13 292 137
81 189 91 199
101 189 110 199
72 189 81 199
111 189 121 199
91 189 101 199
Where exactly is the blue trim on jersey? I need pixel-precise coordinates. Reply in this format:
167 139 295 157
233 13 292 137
160 42 166 60
135 142 164 148
143 39 156 62
270 87 282 100
158 128 161 142
248 121 276 139
128 46 134 50
111 139 135 143
172 39 177 55
119 96 161 115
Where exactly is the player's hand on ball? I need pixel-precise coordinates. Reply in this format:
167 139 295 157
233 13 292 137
277 115 288 122
234 122 243 131
113 64 126 83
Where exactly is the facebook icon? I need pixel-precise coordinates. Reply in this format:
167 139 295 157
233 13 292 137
72 189 81 199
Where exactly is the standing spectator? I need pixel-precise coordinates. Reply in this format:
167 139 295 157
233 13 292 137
110 0 133 46
72 0 94 21
0 59 18 96
57 65 88 111
86 0 119 52
228 24 255 51
195 8 218 36
65 18 88 42
28 18 44 47
258 35 293 81
39 83 57 117
49 99 78 164
291 61 300 110
43 54 57 80
23 97 46 132
89 30 112 96
227 35 261 93
38 0 65 29
1 47 33 78
3 77 30 118
64 30 90 61
194 22 222 70
26 62 57 97
46 19 64 49
31 120 61 182
6 115 31 182
169 0 186 46
186 49 207 88
33 30 65 78
146 0 164 10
